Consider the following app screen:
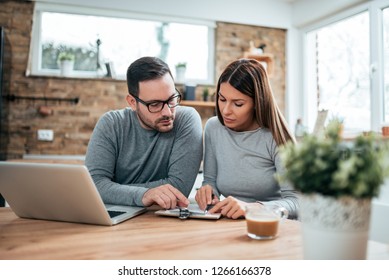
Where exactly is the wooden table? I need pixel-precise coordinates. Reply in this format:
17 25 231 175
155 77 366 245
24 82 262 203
0 207 303 260
1 208 388 260
0 207 389 260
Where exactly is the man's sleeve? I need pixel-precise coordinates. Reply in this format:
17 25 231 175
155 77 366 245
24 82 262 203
85 113 149 206
163 107 203 197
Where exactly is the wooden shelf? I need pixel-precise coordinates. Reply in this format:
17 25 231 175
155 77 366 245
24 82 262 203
181 100 216 127
181 100 215 108
243 52 274 76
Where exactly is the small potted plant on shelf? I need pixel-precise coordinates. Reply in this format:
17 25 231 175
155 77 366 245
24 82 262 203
202 87 209 101
278 119 389 259
58 52 75 76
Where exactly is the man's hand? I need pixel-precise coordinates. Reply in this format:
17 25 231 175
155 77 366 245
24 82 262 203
142 184 189 209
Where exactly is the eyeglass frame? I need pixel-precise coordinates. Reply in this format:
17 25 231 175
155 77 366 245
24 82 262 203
130 89 182 113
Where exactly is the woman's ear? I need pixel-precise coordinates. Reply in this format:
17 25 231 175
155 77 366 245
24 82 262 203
126 94 137 110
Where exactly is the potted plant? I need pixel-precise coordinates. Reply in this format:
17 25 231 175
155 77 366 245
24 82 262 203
278 119 389 259
58 52 75 76
202 87 209 101
175 62 187 83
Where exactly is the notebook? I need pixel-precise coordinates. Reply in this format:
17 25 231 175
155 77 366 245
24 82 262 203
0 161 146 226
155 203 222 220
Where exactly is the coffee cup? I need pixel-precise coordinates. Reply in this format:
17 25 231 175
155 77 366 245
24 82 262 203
245 204 288 240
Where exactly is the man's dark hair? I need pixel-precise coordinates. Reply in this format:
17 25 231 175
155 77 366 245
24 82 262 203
126 56 173 97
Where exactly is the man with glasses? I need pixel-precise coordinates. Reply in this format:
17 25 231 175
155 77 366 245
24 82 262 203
85 57 203 209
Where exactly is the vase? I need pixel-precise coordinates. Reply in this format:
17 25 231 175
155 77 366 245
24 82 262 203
60 60 74 76
299 193 371 260
175 66 186 83
185 85 196 100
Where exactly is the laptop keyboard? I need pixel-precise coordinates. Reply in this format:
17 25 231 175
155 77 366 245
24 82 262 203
108 210 126 218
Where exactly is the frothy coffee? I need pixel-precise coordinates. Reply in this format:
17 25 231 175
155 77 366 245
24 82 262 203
246 216 280 238
245 204 288 240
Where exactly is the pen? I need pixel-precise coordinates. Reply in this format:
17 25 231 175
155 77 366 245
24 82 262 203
205 193 215 213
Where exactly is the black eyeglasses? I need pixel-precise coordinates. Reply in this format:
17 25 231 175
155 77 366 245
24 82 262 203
131 89 182 113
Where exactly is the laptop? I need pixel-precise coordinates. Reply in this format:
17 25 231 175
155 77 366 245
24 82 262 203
0 161 147 226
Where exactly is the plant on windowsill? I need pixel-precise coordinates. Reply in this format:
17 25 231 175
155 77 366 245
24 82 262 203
58 52 75 62
278 119 389 259
175 62 187 83
58 52 75 76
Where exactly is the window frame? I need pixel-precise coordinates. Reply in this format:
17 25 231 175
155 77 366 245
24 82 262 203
27 2 216 84
301 0 389 133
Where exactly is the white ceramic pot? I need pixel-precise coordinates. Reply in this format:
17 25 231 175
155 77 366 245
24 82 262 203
175 66 186 83
60 60 74 76
299 193 371 260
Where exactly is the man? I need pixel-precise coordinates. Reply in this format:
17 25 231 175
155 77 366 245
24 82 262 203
85 57 203 209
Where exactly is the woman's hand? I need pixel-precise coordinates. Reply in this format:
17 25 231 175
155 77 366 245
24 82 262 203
208 196 247 219
195 185 219 211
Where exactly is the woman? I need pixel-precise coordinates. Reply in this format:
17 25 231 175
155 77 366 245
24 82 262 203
195 58 298 219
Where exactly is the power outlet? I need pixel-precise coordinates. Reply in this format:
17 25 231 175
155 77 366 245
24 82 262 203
37 129 54 141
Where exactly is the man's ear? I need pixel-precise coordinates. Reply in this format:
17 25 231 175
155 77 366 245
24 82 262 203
126 94 137 110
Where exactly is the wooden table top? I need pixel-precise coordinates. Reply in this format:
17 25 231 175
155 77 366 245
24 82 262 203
1 207 388 260
0 207 303 260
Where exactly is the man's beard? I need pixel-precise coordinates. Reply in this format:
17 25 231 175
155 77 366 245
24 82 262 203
137 111 175 132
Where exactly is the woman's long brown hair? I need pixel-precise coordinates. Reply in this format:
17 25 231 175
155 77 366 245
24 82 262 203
215 58 295 146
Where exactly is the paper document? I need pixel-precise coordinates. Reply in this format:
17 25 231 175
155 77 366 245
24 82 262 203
155 204 222 220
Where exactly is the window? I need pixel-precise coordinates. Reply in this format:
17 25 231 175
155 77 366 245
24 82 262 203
28 3 215 84
303 1 389 134
305 12 370 133
383 7 389 122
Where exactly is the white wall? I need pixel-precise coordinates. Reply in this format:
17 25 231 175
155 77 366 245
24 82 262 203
291 0 369 27
36 0 294 28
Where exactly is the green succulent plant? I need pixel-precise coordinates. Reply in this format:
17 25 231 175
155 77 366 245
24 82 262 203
175 62 187 68
202 87 209 101
58 52 75 61
278 119 389 198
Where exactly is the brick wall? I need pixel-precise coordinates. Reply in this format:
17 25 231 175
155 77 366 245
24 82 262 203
0 1 286 159
216 22 286 113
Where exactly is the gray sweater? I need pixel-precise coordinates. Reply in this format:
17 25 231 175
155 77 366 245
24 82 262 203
202 117 299 218
85 106 203 207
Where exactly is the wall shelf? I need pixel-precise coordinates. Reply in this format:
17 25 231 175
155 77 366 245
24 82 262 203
181 100 216 127
243 52 274 76
3 94 79 105
181 100 215 108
